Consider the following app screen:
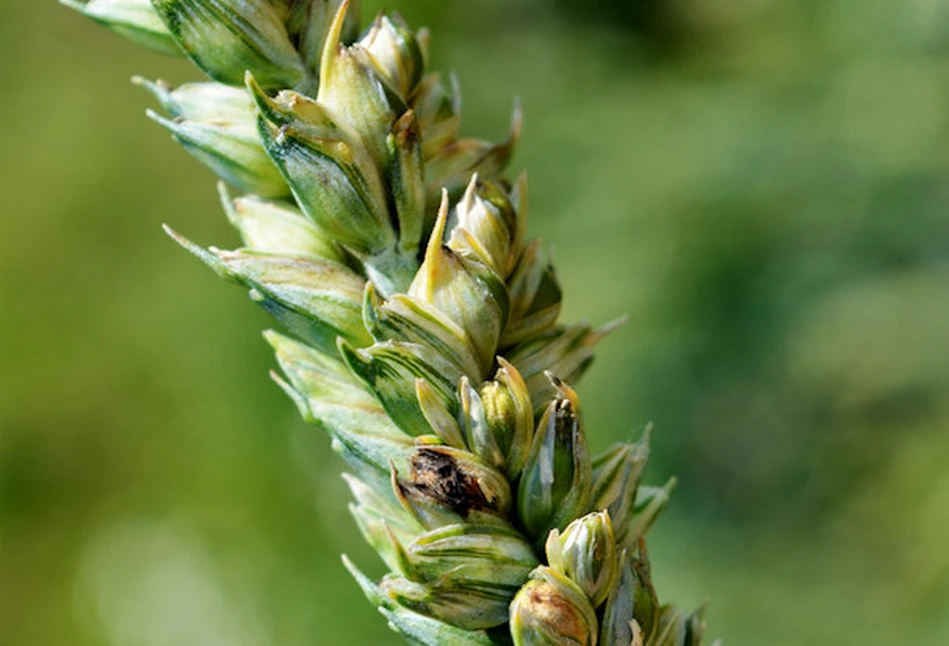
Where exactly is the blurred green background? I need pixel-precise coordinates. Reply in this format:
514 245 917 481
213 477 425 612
2 0 949 644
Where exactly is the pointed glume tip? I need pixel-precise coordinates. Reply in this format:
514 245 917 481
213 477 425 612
544 370 564 388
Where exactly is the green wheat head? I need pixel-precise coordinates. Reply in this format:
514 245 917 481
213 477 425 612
64 1 714 644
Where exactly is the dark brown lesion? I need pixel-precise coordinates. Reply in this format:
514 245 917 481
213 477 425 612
552 396 580 457
555 396 575 429
405 448 490 517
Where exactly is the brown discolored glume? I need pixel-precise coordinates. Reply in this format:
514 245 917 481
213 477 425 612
405 448 491 517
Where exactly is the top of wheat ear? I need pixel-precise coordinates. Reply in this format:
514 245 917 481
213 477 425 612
64 1 714 643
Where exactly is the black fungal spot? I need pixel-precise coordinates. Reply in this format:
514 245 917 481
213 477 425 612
407 448 490 517
554 398 577 443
